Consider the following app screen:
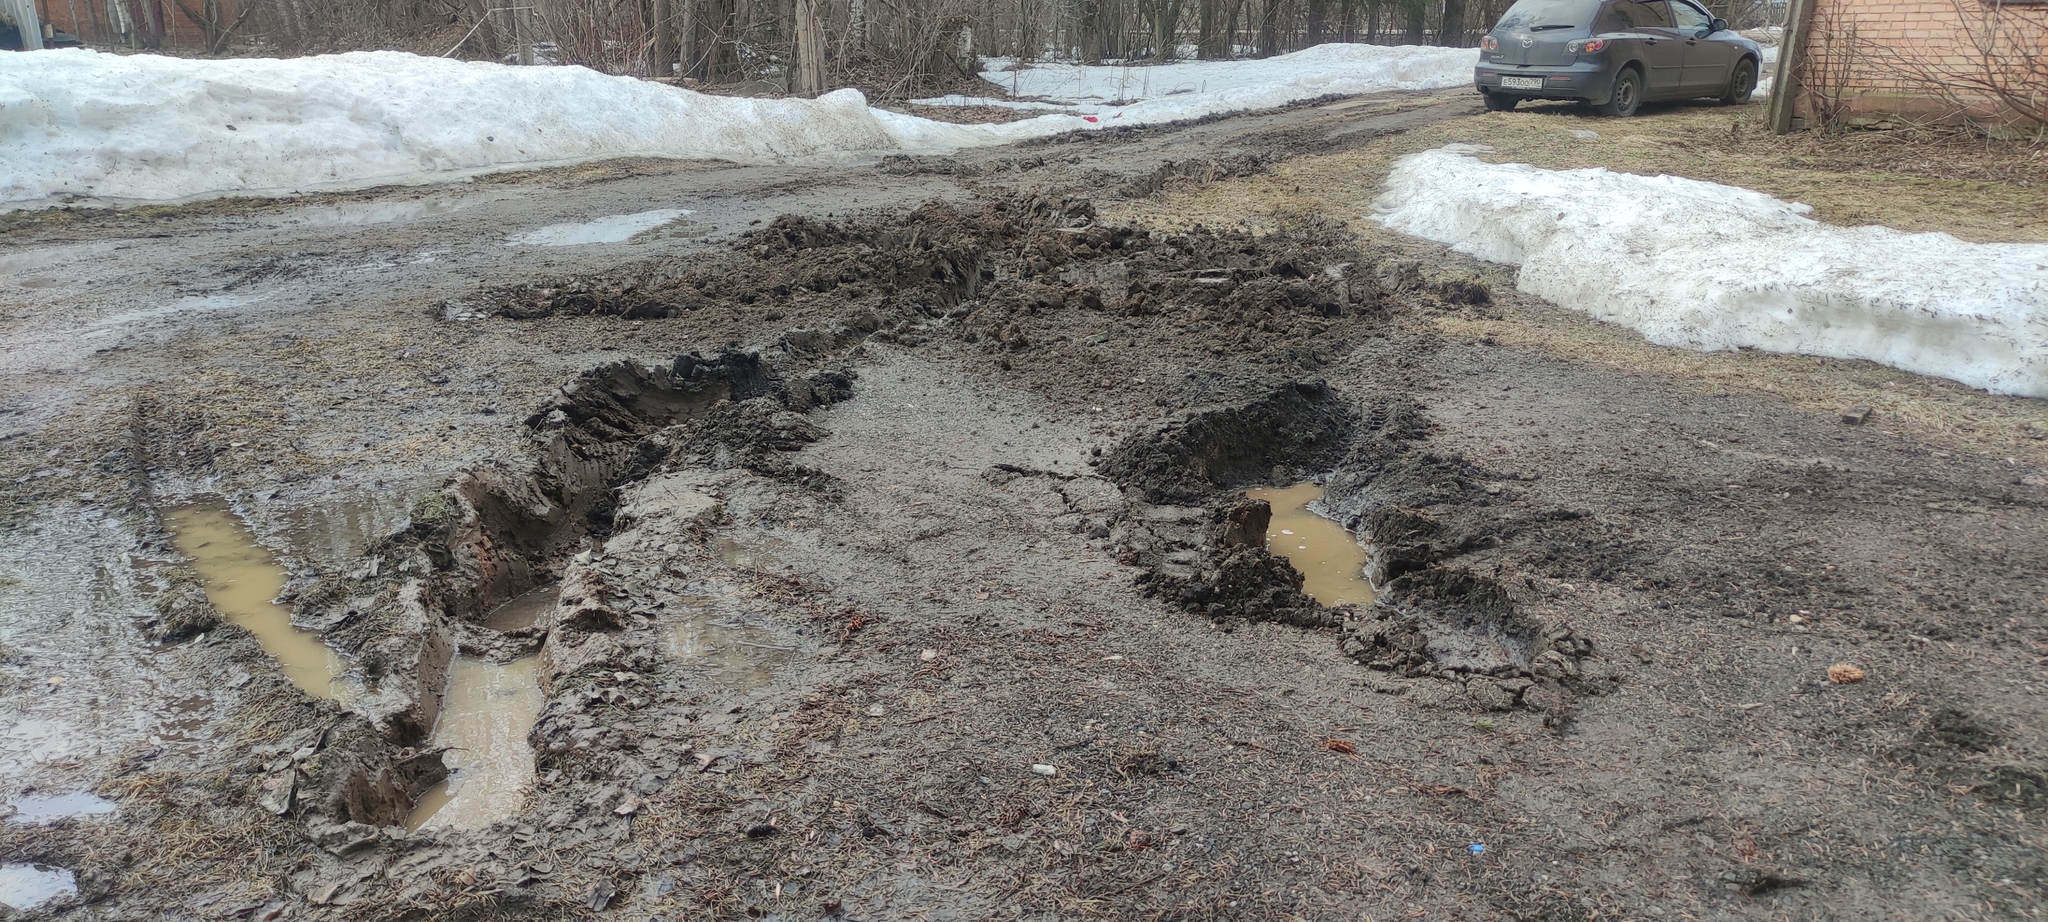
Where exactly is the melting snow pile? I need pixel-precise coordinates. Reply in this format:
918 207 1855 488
0 44 1476 209
921 43 1478 119
0 50 1071 208
1374 146 2048 398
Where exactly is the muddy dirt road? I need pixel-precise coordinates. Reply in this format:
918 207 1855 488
1 88 2044 921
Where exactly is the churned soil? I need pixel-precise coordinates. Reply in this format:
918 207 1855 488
1 91 2043 922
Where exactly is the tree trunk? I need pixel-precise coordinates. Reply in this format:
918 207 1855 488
1401 0 1424 43
678 0 698 76
1144 0 1177 59
652 0 675 75
1306 0 1326 46
1079 0 1102 62
846 0 866 54
1256 0 1280 56
792 0 823 95
1197 0 1224 57
711 0 736 79
1438 0 1465 46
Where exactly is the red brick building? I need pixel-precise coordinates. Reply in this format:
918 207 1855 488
1768 0 2048 131
26 0 252 52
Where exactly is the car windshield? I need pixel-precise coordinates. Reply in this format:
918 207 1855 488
1493 0 1601 30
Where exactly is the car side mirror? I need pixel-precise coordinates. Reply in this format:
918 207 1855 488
1709 16 1728 32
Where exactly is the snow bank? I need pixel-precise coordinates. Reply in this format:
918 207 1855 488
1373 146 2048 398
926 44 1478 118
0 45 1478 209
0 49 1091 208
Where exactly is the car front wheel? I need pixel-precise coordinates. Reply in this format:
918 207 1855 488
1599 67 1642 117
1720 57 1758 105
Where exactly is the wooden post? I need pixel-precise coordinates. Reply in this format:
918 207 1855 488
1767 0 1815 133
513 2 534 65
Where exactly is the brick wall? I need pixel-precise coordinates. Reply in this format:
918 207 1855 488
33 0 252 51
1793 0 2048 126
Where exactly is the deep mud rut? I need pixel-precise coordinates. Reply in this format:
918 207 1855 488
2 89 2046 921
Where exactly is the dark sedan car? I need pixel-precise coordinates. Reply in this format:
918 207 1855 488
1474 0 1763 116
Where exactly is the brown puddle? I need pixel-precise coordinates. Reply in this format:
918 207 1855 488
405 656 543 831
483 584 560 632
1245 482 1375 606
162 501 356 700
662 595 789 691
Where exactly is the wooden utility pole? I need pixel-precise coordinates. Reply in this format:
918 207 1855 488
1767 0 1815 133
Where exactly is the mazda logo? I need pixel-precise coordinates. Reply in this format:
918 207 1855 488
1519 35 1533 47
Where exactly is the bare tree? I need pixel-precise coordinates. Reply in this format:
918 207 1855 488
167 0 258 54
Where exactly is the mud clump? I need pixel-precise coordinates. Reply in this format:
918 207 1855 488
1122 154 1274 198
1339 568 1587 680
1102 380 1354 626
1100 379 1353 506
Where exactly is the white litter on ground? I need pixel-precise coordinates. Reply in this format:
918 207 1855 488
924 44 1477 117
1373 145 2048 398
0 45 1476 210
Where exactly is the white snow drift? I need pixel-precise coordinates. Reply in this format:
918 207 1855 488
925 43 1478 118
1373 146 2048 398
0 50 1067 208
0 44 1476 209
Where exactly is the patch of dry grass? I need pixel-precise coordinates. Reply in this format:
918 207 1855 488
1102 102 2048 465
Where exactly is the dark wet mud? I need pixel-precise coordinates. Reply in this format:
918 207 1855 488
1 97 2044 921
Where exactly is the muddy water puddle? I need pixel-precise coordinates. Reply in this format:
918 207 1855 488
406 656 543 832
1247 483 1374 606
0 864 76 910
5 792 115 825
661 595 789 690
509 208 692 246
161 501 356 701
279 495 410 563
484 584 560 632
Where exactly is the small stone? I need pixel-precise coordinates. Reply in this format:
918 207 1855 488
919 649 938 662
865 704 886 717
1827 663 1866 684
1841 406 1872 425
1030 763 1058 777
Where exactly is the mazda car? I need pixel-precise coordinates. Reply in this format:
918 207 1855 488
1474 0 1763 116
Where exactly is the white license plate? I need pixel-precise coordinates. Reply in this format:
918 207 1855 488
1500 76 1545 89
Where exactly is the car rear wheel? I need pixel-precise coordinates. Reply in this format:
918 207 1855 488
1599 67 1642 118
1720 57 1758 105
1482 91 1520 112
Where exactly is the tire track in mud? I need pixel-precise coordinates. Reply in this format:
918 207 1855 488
9 100 2046 917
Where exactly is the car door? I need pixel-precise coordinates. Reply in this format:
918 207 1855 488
1612 0 1686 98
1670 0 1735 95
